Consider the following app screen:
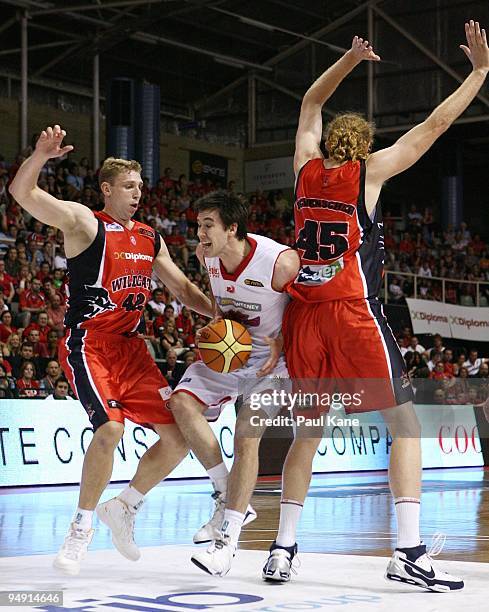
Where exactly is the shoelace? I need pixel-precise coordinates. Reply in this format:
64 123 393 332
120 505 136 539
427 532 446 558
210 535 231 553
291 554 301 575
63 528 89 560
208 492 225 527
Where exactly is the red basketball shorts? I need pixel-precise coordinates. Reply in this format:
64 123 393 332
60 329 174 430
282 298 413 413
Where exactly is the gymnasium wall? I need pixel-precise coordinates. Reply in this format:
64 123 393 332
0 97 105 163
0 97 245 190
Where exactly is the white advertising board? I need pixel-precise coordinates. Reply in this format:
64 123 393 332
0 402 482 487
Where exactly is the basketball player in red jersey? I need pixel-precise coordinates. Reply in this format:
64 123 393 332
265 22 488 591
9 126 213 576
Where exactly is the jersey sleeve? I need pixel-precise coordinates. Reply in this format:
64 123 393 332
154 232 162 258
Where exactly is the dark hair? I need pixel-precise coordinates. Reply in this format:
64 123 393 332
55 376 69 387
195 190 248 240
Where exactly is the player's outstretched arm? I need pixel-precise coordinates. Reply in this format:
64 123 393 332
9 126 96 236
153 241 213 318
367 20 488 184
294 36 380 175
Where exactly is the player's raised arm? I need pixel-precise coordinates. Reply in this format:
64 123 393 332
9 125 96 237
153 239 213 318
295 36 380 175
367 21 489 185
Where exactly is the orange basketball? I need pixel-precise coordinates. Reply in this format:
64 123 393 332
198 319 252 373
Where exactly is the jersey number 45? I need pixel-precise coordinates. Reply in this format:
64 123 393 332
296 220 349 262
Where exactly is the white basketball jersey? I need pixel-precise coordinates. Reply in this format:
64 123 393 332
204 234 290 358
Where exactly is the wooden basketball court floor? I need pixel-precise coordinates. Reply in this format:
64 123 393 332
1 468 488 611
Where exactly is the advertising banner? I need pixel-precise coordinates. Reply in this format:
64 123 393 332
0 401 482 487
446 303 489 341
311 404 482 473
405 298 451 337
0 400 236 487
189 150 228 187
244 157 294 192
406 298 489 341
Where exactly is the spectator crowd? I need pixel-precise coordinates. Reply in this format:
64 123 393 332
0 144 487 402
397 330 489 404
385 205 489 306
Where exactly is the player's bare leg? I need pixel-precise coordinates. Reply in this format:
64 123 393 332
53 421 124 575
171 393 257 544
380 401 422 551
191 406 266 576
130 424 189 494
96 423 189 561
381 401 422 499
78 421 125 509
226 405 269 511
263 427 322 582
170 392 223 469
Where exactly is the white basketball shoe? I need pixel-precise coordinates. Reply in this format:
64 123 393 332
53 523 94 576
385 534 464 592
96 497 141 561
262 541 298 582
193 491 257 544
191 534 236 576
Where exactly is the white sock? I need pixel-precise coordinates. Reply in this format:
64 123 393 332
207 462 229 497
276 499 303 547
118 485 145 513
73 508 93 531
221 509 244 547
395 497 421 548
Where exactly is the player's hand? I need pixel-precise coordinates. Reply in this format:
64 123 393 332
196 316 223 344
35 125 74 159
256 334 283 377
348 36 380 62
460 20 489 73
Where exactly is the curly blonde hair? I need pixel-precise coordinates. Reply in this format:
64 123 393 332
323 113 375 163
98 157 142 186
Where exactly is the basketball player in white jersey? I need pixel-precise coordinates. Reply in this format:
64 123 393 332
98 190 299 569
170 190 300 575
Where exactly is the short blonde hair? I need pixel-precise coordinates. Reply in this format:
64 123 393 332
323 113 375 163
99 157 141 186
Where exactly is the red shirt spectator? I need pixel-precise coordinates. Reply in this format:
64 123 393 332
0 260 15 303
23 313 52 344
470 234 486 255
185 206 198 223
430 362 452 380
19 279 45 313
161 168 175 190
0 311 17 343
176 307 194 340
16 361 41 398
399 234 415 255
46 295 66 333
165 229 186 248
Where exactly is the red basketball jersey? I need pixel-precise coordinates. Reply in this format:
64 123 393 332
64 211 160 334
287 158 384 302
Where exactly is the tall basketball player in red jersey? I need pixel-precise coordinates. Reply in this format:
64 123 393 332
264 22 488 591
9 126 213 576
